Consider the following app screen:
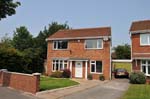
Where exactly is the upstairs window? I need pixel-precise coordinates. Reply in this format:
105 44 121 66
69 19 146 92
85 39 103 49
140 34 150 45
54 40 68 49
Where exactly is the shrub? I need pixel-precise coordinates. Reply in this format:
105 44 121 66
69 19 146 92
99 75 105 81
87 74 92 80
129 72 146 84
62 69 71 78
50 71 63 78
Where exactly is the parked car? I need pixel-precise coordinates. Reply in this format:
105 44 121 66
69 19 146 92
114 68 129 78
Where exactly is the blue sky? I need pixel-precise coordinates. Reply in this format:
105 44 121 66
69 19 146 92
0 0 149 46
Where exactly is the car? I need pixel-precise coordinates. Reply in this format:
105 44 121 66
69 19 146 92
114 68 129 78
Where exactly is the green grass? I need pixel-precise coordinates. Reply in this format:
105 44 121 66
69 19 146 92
121 84 150 99
40 76 79 91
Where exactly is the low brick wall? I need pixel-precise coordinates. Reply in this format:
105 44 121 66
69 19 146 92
0 69 40 94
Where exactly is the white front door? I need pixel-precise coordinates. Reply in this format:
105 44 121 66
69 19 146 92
75 61 83 78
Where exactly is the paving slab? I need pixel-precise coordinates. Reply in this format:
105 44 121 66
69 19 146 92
0 86 39 99
36 79 108 99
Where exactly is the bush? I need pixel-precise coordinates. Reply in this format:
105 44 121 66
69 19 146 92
99 75 105 81
87 74 92 80
50 71 63 78
129 72 146 84
62 69 71 78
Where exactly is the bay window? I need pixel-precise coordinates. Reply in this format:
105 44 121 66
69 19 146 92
52 60 68 71
141 60 150 76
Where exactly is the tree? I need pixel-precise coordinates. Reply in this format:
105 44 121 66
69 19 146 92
34 22 70 59
12 26 33 51
113 44 131 59
0 0 20 20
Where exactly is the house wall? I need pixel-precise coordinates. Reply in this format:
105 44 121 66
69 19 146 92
47 39 111 80
131 34 150 54
132 60 141 71
0 70 40 94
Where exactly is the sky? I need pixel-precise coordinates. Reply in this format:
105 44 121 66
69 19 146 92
0 0 150 47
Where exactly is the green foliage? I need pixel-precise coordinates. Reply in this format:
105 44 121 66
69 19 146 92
129 72 146 84
0 0 21 20
62 69 71 78
50 71 63 78
40 76 79 91
0 22 69 74
113 44 131 59
12 26 33 51
87 74 93 80
0 43 29 73
99 75 105 81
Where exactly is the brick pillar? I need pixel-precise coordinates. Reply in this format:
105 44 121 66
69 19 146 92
32 73 40 93
0 69 8 86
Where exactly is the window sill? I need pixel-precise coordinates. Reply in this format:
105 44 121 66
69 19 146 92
85 48 103 50
53 49 70 51
90 72 103 74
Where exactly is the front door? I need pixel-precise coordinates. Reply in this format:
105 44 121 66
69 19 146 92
75 61 83 78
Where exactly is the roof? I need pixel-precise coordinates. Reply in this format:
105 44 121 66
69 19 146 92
47 27 111 40
130 20 150 32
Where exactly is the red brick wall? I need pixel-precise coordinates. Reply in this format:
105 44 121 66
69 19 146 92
47 39 111 80
0 70 40 94
132 60 141 71
0 71 2 85
132 34 150 54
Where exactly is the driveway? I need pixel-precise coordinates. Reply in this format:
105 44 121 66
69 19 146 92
60 79 129 99
0 86 38 99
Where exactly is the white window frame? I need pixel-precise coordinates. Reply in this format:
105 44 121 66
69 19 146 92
85 39 103 49
141 60 150 76
53 40 68 50
140 34 150 46
52 60 68 72
90 60 103 74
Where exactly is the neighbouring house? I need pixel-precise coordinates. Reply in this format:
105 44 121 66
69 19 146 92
46 27 112 80
130 20 150 76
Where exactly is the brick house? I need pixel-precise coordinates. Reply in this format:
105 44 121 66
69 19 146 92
46 27 112 80
130 20 150 76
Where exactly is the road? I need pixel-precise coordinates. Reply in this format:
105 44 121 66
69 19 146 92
60 79 129 99
0 87 38 99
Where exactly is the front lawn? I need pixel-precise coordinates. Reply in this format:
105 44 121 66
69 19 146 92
121 84 150 99
40 76 79 91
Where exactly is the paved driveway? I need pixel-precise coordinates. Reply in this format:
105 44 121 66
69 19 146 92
60 79 129 99
0 86 38 99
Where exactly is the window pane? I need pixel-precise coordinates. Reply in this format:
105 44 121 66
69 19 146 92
97 39 102 48
148 61 150 65
148 66 150 74
142 66 146 73
60 60 63 70
86 39 97 48
64 64 67 69
56 62 59 70
58 41 68 49
91 64 95 72
142 60 146 65
141 34 149 45
54 42 57 49
96 61 102 73
53 63 55 71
